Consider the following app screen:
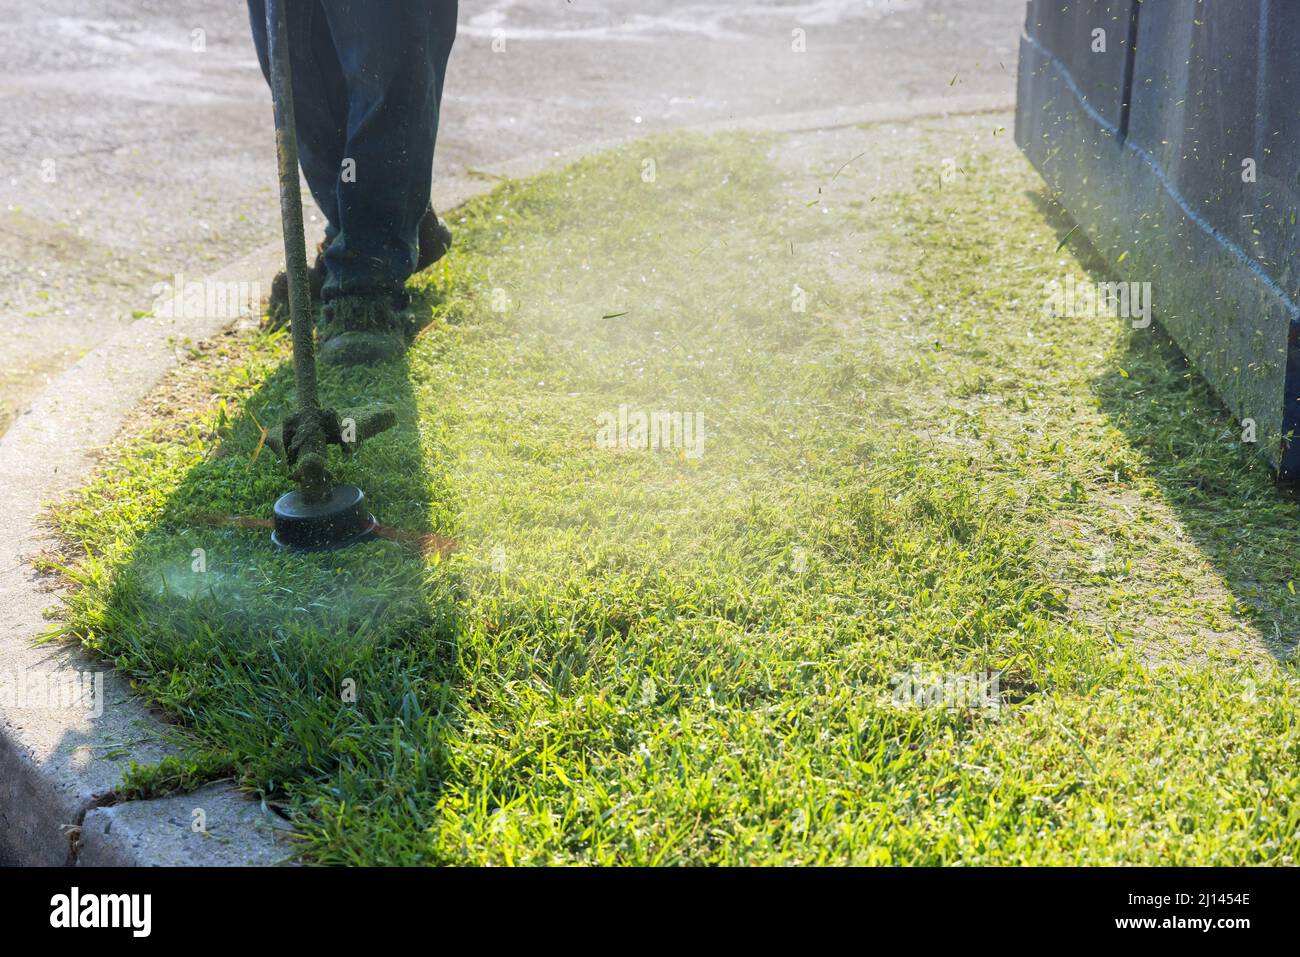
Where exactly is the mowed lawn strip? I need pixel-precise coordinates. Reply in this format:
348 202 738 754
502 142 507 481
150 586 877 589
50 119 1300 864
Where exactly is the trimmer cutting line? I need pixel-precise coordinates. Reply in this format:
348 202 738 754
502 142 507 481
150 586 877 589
196 514 457 559
261 0 394 551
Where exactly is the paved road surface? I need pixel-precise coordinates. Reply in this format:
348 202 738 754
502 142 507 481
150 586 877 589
0 0 1024 433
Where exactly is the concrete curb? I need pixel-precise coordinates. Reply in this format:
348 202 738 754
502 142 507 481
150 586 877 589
77 783 296 867
0 93 1012 867
0 238 305 866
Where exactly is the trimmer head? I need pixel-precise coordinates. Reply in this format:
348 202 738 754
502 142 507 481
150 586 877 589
264 406 395 551
271 483 377 551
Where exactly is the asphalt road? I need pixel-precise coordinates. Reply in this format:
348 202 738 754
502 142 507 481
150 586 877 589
0 0 1024 434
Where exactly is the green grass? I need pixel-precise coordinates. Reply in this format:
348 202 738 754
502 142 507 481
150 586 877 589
50 117 1300 864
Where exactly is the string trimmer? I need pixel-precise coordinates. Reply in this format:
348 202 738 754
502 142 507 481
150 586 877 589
260 0 394 550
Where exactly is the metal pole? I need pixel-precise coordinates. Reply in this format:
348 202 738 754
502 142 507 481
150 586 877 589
265 0 319 415
260 0 398 531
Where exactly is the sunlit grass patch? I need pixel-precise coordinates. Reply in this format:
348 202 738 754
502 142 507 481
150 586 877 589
50 120 1300 864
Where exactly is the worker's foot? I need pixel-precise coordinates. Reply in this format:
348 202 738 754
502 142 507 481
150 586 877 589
318 294 413 366
416 206 453 272
266 243 328 330
271 213 445 329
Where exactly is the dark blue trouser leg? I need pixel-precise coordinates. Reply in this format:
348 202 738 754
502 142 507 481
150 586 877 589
247 1 457 300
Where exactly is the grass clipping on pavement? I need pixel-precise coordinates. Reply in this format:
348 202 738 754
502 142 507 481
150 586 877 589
49 116 1300 864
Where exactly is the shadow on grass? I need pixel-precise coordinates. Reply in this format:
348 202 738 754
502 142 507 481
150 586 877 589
1028 189 1300 663
79 336 466 861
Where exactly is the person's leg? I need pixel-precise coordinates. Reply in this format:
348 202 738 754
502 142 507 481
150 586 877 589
316 0 458 302
246 0 349 235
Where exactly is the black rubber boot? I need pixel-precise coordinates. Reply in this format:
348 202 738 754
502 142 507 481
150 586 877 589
318 295 413 366
416 206 453 272
270 211 446 329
